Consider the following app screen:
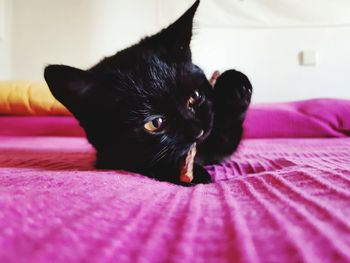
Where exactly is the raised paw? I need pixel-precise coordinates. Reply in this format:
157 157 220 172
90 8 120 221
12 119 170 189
213 69 253 119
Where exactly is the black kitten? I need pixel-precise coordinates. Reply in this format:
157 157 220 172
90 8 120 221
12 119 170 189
44 0 252 185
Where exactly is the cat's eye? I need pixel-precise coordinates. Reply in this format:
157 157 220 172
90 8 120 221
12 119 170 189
144 117 165 133
188 90 202 109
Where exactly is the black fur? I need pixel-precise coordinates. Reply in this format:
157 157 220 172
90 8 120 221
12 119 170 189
44 0 252 185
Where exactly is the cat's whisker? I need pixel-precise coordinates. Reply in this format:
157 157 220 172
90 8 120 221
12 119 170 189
149 145 170 167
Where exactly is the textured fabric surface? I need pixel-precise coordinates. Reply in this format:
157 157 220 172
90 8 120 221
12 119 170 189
0 136 349 262
0 116 84 137
243 98 350 138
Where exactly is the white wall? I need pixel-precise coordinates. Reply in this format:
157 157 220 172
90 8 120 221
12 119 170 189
1 0 350 102
192 27 350 102
10 0 159 80
161 0 350 102
0 0 12 79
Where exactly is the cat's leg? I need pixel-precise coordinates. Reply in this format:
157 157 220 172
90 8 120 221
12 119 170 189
198 69 252 164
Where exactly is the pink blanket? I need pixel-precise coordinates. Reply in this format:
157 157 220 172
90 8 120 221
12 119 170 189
0 136 349 262
1 98 350 262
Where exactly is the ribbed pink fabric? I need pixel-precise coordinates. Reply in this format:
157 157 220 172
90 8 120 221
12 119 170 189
0 116 85 137
0 136 350 263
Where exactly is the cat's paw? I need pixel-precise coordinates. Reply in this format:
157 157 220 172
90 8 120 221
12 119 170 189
213 69 253 118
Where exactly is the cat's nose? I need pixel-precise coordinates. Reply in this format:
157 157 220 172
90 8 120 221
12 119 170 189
195 130 204 140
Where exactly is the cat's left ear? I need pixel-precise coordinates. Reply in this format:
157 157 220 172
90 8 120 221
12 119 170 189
44 64 96 116
159 0 200 60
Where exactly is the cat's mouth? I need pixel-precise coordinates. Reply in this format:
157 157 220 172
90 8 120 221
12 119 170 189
179 143 197 183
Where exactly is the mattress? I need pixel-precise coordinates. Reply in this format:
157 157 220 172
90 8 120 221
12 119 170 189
0 135 349 263
0 97 350 262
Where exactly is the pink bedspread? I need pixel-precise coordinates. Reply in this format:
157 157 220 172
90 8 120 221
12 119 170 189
0 135 349 263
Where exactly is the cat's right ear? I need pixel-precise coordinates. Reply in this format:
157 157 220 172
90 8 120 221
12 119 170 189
156 0 200 62
44 65 95 115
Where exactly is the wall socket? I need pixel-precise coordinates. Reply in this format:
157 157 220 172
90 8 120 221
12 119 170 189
299 50 318 66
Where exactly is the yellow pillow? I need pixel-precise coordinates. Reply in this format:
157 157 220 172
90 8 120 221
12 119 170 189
0 80 71 115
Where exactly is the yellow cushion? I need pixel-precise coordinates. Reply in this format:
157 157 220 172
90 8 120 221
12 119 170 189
0 81 70 115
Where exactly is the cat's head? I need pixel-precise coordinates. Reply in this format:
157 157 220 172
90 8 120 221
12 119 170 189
44 0 213 180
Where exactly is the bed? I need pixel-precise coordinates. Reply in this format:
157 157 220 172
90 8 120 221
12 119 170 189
0 81 350 263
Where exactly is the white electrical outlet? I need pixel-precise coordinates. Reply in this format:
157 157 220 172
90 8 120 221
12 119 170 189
299 50 318 66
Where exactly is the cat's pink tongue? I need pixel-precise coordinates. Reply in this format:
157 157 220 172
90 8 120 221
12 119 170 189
180 143 197 183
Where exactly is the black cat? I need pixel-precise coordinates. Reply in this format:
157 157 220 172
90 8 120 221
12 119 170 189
44 0 252 185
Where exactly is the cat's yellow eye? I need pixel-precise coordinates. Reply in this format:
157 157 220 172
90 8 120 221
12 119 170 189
188 90 202 109
144 117 165 133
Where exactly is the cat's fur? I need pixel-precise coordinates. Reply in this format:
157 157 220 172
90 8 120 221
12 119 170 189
44 0 252 185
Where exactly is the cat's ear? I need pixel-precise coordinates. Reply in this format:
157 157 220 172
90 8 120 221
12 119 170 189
44 65 95 115
159 0 200 60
